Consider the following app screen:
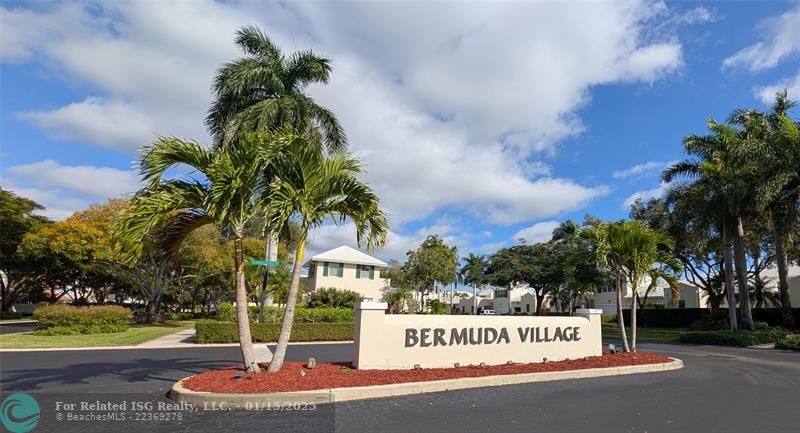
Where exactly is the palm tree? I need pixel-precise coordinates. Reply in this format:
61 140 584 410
459 253 488 315
730 90 798 328
263 133 388 372
207 25 345 150
208 26 347 322
113 132 277 373
663 119 756 330
592 221 676 352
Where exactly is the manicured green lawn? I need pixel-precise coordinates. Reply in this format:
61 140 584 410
0 321 193 349
602 323 686 342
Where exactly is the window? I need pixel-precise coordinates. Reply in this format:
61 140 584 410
356 264 375 280
495 289 508 298
323 262 344 277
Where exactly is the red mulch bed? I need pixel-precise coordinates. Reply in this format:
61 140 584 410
182 352 672 394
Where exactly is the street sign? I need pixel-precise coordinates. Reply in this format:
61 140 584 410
250 259 280 266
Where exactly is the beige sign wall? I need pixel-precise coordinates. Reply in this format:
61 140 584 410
353 302 603 370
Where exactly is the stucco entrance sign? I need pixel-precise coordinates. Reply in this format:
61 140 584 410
353 302 603 369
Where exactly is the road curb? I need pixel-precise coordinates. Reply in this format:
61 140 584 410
169 357 684 407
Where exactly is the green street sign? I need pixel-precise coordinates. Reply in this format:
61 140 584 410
250 259 280 266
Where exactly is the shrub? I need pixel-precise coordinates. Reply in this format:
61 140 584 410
426 299 448 315
601 314 617 323
0 311 21 320
753 321 771 331
775 334 800 351
195 320 353 343
306 288 363 309
678 329 787 347
34 304 132 335
216 302 237 322
689 311 730 331
217 305 354 323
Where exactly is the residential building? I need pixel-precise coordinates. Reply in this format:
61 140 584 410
590 277 705 314
301 245 390 302
455 284 537 314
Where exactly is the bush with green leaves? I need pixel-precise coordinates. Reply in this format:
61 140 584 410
215 304 354 323
425 299 448 314
306 287 363 309
775 334 800 351
678 329 786 347
34 304 132 335
195 320 353 343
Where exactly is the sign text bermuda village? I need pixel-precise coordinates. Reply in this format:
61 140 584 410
404 326 582 348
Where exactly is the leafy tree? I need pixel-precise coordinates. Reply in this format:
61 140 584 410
0 189 50 311
113 132 278 373
551 220 608 313
459 253 488 315
485 242 563 315
402 235 458 312
381 286 414 314
263 132 388 372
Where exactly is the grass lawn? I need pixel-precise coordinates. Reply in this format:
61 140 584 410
0 321 193 349
602 323 686 343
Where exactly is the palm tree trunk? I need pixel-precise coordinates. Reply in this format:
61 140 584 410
234 236 259 373
615 270 631 352
722 226 738 331
630 289 637 352
473 285 477 315
732 216 754 330
773 220 796 329
268 235 306 372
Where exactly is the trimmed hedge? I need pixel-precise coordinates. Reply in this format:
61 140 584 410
34 304 132 335
775 334 800 351
622 308 800 328
214 304 355 323
195 320 353 343
678 329 787 347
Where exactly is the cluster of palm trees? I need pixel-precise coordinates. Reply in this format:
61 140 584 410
113 26 388 373
663 91 799 330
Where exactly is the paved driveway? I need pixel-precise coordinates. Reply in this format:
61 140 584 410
1 342 797 433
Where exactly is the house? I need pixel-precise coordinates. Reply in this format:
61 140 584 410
590 277 705 314
456 284 537 315
301 245 390 302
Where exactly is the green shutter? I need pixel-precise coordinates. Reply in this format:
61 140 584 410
356 266 361 279
323 262 329 276
369 266 375 280
338 263 344 277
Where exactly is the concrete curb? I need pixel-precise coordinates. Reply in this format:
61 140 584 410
169 357 684 407
0 340 354 352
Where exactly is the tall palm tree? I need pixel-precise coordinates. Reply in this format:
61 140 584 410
113 132 277 373
663 119 756 330
730 90 798 328
207 25 345 151
208 26 347 322
263 134 388 372
592 221 676 352
459 253 488 315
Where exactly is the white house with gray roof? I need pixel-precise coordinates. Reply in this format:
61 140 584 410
301 245 390 302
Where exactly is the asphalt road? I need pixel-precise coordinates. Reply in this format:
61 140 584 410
1 342 798 433
0 321 36 334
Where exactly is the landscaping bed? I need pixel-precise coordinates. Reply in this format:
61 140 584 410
182 352 673 394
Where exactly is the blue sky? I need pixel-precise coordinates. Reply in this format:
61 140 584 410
2 1 799 261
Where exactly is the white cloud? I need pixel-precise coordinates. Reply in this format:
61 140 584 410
722 4 800 72
0 179 89 221
18 98 156 151
8 160 139 199
613 160 674 179
755 69 800 104
622 183 669 209
3 0 698 228
512 221 561 245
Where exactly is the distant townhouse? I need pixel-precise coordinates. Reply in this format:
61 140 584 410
301 246 390 302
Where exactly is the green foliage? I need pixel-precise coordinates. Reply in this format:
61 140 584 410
34 305 132 335
195 320 352 343
485 242 562 314
678 330 786 347
689 311 730 331
306 287 363 309
0 311 22 320
775 334 800 351
216 302 237 322
215 304 354 323
601 314 617 323
402 235 458 294
426 299 448 314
